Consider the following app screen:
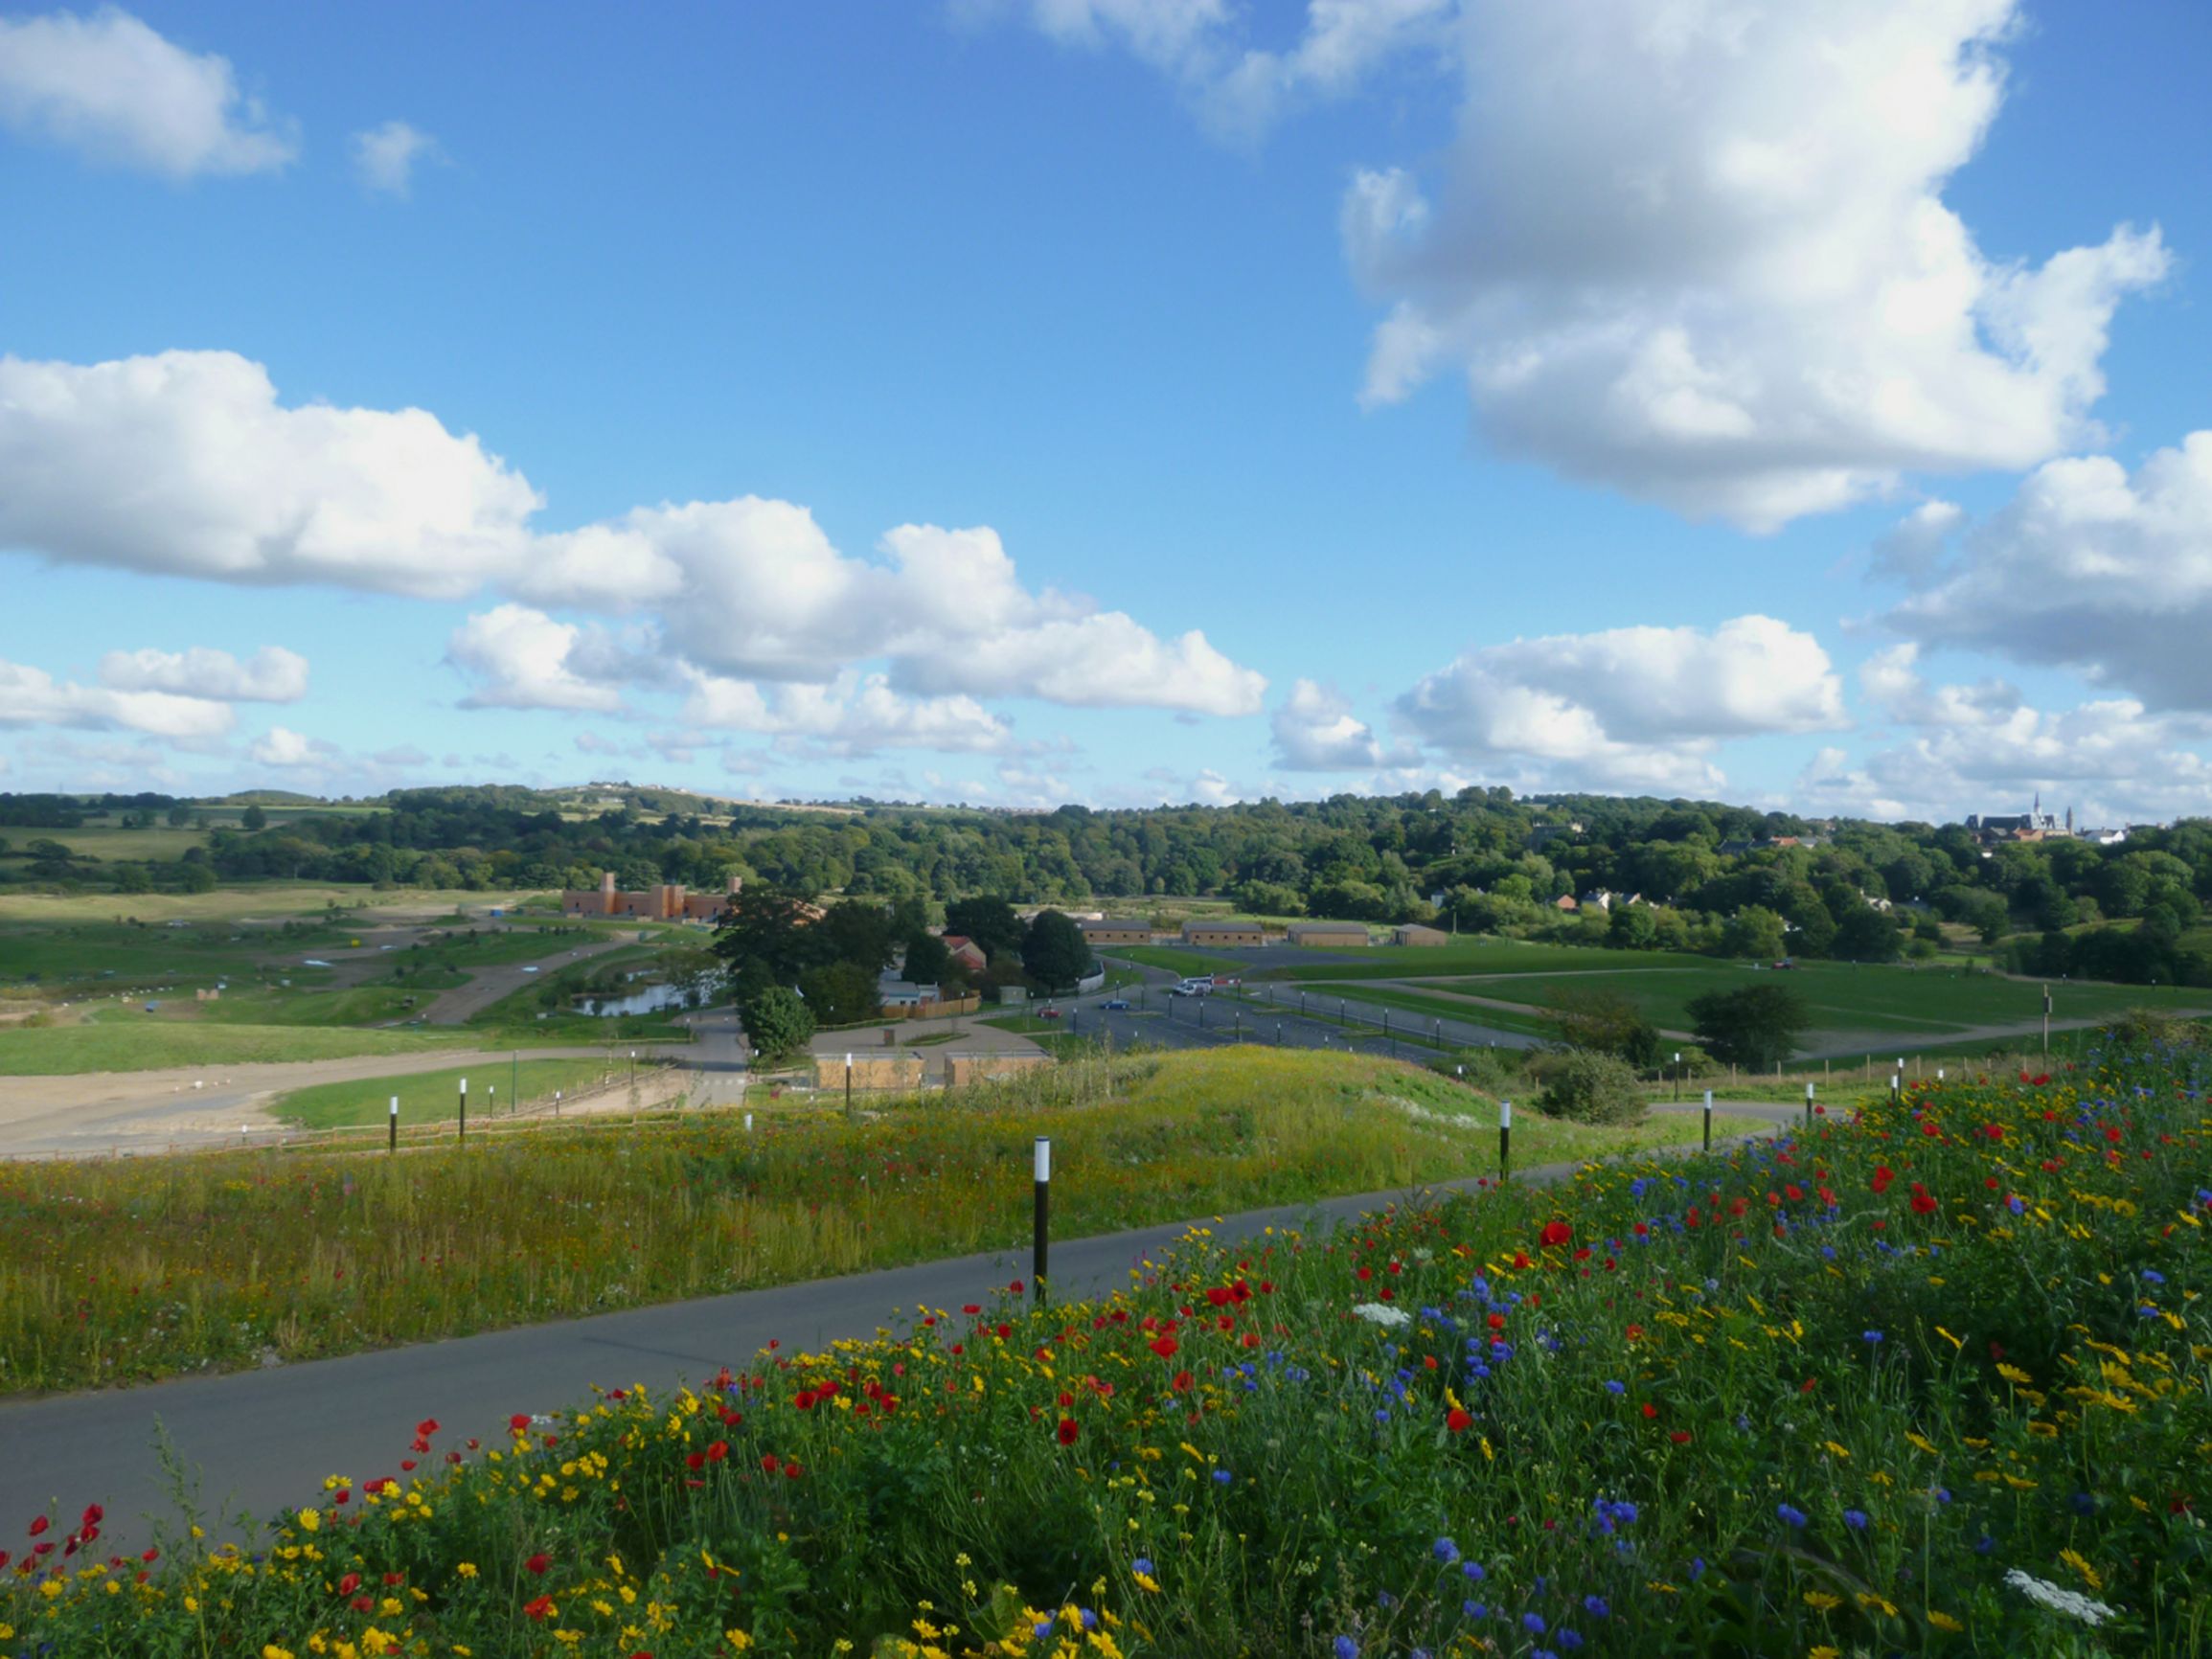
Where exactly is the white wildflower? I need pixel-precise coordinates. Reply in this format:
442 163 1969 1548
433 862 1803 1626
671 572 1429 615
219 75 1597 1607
1352 1302 1411 1329
2004 1568 2115 1626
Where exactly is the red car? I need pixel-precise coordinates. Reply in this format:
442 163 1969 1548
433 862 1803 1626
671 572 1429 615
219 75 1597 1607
1038 1007 1061 1019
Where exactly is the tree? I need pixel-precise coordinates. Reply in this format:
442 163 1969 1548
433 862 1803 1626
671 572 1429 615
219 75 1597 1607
1832 907 1903 963
901 932 950 985
1536 1049 1646 1125
816 901 900 975
711 888 825 987
741 984 815 1062
165 804 193 828
1606 902 1659 950
241 805 268 831
798 961 880 1026
944 896 1024 960
1542 985 1662 1069
1686 984 1810 1070
1720 905 1788 960
1022 909 1096 993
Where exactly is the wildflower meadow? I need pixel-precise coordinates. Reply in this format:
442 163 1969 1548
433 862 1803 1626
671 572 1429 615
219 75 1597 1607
3 1032 2207 1657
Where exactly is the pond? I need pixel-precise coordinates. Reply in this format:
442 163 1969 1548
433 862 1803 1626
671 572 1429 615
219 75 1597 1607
579 976 716 1017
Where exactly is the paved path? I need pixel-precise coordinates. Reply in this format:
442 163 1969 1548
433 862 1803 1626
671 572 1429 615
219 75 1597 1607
0 1102 1794 1548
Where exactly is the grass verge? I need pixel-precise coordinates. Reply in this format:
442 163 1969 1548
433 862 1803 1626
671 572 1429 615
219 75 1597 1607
0 1046 1747 1394
0 1020 489 1076
272 1057 639 1129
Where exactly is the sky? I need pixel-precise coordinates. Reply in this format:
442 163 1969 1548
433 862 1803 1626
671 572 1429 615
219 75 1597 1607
2 0 2209 827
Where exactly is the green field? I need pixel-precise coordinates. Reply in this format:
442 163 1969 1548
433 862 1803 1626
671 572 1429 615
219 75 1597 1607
274 1057 634 1128
8 823 212 860
1311 959 2210 1055
1268 939 1717 980
1100 943 1250 976
0 882 541 924
0 1019 490 1075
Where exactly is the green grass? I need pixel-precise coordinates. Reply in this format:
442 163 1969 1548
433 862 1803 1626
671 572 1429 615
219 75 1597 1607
1265 939 1716 981
0 1045 1738 1393
1099 943 1248 977
1393 960 2210 1047
0 883 540 924
0 1019 490 1075
1263 981 1557 1040
274 1057 635 1129
8 823 210 860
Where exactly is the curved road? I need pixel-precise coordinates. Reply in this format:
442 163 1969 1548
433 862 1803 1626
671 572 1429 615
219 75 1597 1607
0 1102 1794 1549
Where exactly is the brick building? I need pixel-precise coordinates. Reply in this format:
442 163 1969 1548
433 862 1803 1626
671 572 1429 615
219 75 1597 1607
560 871 742 921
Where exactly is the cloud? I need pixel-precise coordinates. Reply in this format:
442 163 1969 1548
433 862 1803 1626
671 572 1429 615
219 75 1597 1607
97 645 308 702
980 0 1448 140
681 667 1016 755
1858 643 2020 729
0 7 296 176
0 351 1265 718
1883 431 2212 711
371 743 430 767
248 725 332 766
0 656 235 738
1270 677 1414 769
0 351 542 598
351 119 440 195
573 730 625 756
1345 0 2166 529
446 605 623 712
1398 615 1845 791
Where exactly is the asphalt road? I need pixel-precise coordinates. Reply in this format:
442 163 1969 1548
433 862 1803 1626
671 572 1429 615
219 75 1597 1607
1042 957 1536 1059
0 1102 1793 1551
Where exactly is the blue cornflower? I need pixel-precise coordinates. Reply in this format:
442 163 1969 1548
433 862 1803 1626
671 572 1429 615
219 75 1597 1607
1777 1504 1809 1528
1975 1534 1995 1555
1213 1468 1232 1484
1559 1632 1585 1652
1080 1609 1097 1631
1862 1329 1884 1344
1522 1612 1547 1635
1333 1637 1357 1659
1843 1510 1868 1531
1433 1536 1460 1564
1132 1557 1153 1576
1462 1561 1486 1581
2007 1194 2025 1216
1034 1620 1055 1640
1463 1601 1486 1620
2142 1268 2166 1284
1689 1557 1706 1580
1583 1596 1609 1618
1604 1379 1627 1396
1820 1245 1836 1261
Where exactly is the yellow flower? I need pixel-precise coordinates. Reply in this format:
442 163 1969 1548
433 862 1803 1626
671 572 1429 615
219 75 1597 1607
2059 1549 2103 1591
455 1562 478 1579
296 1509 321 1534
1802 1590 1842 1611
1997 1363 2033 1385
1811 1648 1843 1659
1928 1610 1965 1632
725 1631 755 1652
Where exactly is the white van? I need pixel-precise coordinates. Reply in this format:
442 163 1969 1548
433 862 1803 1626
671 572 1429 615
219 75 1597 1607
1169 977 1216 997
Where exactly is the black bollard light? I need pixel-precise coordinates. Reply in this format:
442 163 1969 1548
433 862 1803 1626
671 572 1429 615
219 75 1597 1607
1033 1136 1052 1305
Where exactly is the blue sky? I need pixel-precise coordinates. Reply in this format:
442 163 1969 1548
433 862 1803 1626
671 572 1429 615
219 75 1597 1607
3 0 2209 824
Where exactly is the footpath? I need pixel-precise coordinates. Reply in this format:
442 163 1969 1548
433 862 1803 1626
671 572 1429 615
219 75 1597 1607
0 1102 1795 1548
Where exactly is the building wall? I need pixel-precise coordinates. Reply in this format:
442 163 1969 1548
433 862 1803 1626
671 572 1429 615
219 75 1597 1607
1393 925 1448 946
1183 922 1265 945
1080 922 1152 943
1288 923 1369 945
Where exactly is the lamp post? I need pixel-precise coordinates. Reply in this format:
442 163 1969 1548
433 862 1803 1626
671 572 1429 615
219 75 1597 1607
1498 1100 1512 1180
1033 1136 1052 1305
389 1095 399 1153
1702 1088 1712 1151
1673 1051 1680 1102
458 1076 467 1145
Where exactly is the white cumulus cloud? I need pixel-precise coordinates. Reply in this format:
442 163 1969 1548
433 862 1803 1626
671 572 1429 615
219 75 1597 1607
249 725 334 767
1270 677 1414 770
0 7 296 176
97 645 308 702
681 668 1016 756
1399 615 1845 791
0 656 235 738
446 605 623 712
1345 0 2167 529
1883 431 2212 711
0 351 1265 721
351 119 441 196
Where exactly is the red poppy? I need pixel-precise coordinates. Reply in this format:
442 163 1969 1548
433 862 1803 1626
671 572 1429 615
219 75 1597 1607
1670 1431 1693 1444
524 1554 551 1576
1640 1402 1657 1419
415 1418 440 1437
1486 1312 1506 1331
509 1414 532 1433
523 1595 556 1622
1910 1189 1938 1216
1057 1418 1080 1445
26 1517 48 1538
1150 1335 1179 1360
761 1454 781 1474
1446 1408 1473 1433
337 1573 362 1597
1171 1370 1194 1394
1539 1221 1572 1248
705 1441 727 1463
784 1461 803 1479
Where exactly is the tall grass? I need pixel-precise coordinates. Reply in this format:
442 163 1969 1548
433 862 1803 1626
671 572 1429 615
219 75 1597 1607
0 1047 1734 1394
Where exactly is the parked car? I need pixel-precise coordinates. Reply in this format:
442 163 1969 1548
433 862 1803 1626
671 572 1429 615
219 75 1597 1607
1170 978 1216 997
1038 1006 1061 1019
1103 997 1130 1011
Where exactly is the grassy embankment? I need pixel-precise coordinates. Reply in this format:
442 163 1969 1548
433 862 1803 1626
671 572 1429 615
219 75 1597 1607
6 1034 2205 1656
0 1046 1761 1394
271 1057 646 1129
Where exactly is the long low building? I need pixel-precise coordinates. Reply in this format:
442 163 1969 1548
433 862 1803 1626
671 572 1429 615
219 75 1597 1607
1288 921 1370 946
1079 919 1152 944
1181 919 1265 947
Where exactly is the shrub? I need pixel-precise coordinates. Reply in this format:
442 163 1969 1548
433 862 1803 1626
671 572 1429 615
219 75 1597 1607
1535 1046 1646 1125
740 983 815 1061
